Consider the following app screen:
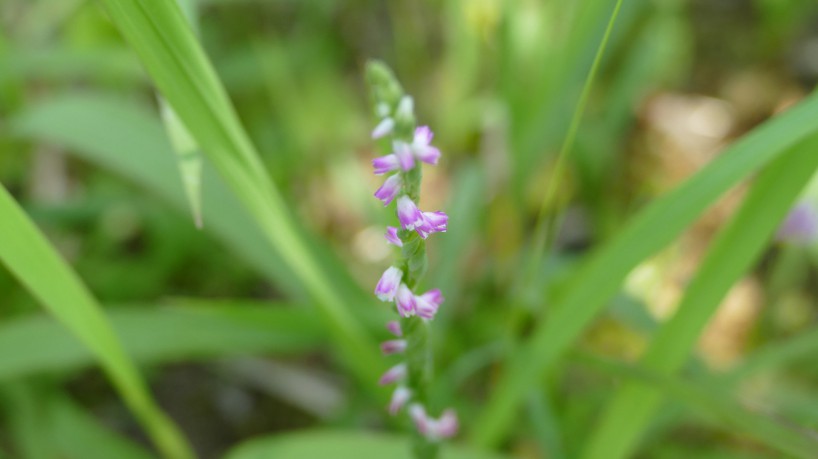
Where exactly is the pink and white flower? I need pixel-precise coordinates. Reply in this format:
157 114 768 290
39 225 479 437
379 363 407 386
374 267 402 302
416 211 448 239
372 154 400 175
385 226 403 247
381 339 407 355
397 196 425 231
389 386 412 416
395 283 416 317
393 141 416 171
386 320 402 337
409 404 459 441
411 126 441 165
374 175 402 206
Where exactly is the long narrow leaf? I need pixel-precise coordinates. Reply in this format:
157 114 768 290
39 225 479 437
577 354 818 458
0 302 323 380
473 90 818 446
0 185 192 459
580 133 818 459
98 0 384 391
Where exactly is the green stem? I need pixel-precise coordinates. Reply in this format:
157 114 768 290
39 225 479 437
528 0 626 274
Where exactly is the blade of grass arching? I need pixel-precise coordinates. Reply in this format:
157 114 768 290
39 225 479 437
576 353 818 458
159 0 202 228
580 133 818 459
98 0 384 390
10 93 301 300
0 186 192 459
225 430 509 459
0 301 323 380
472 90 818 447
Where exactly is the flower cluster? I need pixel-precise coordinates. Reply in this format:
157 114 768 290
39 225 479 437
369 92 458 443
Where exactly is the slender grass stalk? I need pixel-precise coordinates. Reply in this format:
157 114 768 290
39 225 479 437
529 0 626 263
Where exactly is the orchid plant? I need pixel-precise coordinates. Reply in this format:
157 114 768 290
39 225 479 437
367 61 457 458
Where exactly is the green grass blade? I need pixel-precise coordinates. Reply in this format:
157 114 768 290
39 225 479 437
224 430 509 459
580 132 818 459
9 93 304 300
530 0 624 259
577 354 818 458
472 90 818 446
160 0 202 228
98 0 383 390
0 302 323 380
9 91 382 329
159 97 204 228
0 185 192 459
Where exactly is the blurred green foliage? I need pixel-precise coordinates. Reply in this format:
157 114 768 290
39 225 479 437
2 0 818 458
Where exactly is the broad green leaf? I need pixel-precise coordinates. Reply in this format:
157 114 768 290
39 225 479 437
98 0 384 391
473 90 818 446
578 354 818 458
224 431 508 459
0 302 323 380
580 133 818 459
0 185 192 459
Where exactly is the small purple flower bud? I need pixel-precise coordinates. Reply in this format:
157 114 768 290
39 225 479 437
777 203 818 244
372 117 395 139
385 226 403 247
414 294 439 320
372 154 400 175
381 339 407 355
379 363 407 386
374 267 402 302
396 283 416 317
389 386 411 416
397 196 425 231
374 175 402 206
394 141 416 171
412 126 441 165
386 320 403 337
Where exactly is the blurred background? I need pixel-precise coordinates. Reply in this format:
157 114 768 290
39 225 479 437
2 0 818 458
